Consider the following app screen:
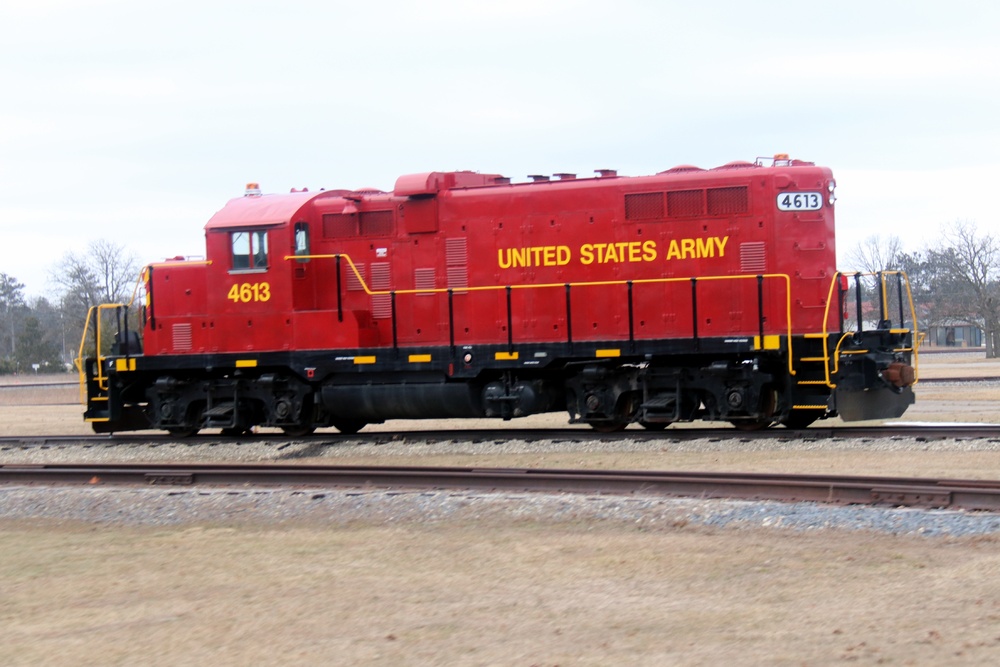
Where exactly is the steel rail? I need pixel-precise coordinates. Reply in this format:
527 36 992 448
5 423 1000 448
3 463 1000 511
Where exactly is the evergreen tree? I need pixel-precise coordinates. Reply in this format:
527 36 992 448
0 273 27 370
15 316 63 374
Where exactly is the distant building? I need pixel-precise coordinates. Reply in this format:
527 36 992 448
923 323 983 348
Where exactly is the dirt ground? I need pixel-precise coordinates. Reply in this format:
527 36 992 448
2 352 1000 665
2 520 999 666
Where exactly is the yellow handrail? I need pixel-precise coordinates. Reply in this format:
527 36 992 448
287 253 798 376
817 270 920 388
74 302 128 404
72 266 153 404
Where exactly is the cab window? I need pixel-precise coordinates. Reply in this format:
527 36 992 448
294 222 310 262
231 230 268 270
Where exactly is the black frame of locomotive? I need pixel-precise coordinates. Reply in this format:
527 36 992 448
81 269 916 435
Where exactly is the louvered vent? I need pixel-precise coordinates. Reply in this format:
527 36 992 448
370 262 392 319
666 189 703 217
346 263 366 291
445 238 468 289
624 192 665 220
740 242 767 273
707 186 749 215
414 268 436 296
172 323 192 352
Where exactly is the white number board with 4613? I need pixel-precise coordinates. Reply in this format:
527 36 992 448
776 192 823 211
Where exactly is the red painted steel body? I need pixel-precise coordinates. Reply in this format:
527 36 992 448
144 159 835 356
81 155 916 435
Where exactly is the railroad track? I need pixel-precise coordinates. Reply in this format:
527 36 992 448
3 423 1000 449
2 463 1000 511
918 376 1000 383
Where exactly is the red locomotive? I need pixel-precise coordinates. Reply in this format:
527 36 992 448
80 155 918 435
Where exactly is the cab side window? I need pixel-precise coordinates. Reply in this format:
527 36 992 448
294 222 310 262
231 230 268 270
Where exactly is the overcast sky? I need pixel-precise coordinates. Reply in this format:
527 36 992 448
2 0 998 298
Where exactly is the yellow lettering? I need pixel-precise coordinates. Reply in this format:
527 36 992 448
696 237 713 257
500 238 730 267
715 235 729 256
603 243 619 263
587 243 604 263
664 236 731 262
228 282 271 303
557 245 571 265
499 245 575 269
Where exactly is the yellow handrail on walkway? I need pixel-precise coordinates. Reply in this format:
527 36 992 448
286 253 798 376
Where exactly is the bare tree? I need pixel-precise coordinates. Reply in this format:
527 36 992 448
50 240 143 360
846 234 906 273
843 235 917 330
925 221 1000 357
51 239 141 312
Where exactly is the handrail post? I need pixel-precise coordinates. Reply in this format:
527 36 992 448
837 272 845 334
390 291 398 353
335 255 343 323
690 277 699 349
506 285 513 352
756 274 765 343
627 280 635 352
121 305 130 360
564 283 573 349
895 272 905 328
448 288 455 353
876 270 887 326
854 273 863 333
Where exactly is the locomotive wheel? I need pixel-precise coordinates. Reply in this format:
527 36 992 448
588 392 639 432
166 426 200 438
729 388 776 431
640 420 671 431
332 419 367 435
780 410 820 429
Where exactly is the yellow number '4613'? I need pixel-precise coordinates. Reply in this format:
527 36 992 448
227 282 271 303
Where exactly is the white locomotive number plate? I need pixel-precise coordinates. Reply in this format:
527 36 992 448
776 192 822 211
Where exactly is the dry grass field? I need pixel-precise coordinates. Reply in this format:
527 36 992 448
2 352 1000 665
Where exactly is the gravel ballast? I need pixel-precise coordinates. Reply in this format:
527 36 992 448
5 434 1000 536
3 481 1000 537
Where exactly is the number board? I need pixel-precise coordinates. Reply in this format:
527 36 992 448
228 282 271 303
776 192 823 211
